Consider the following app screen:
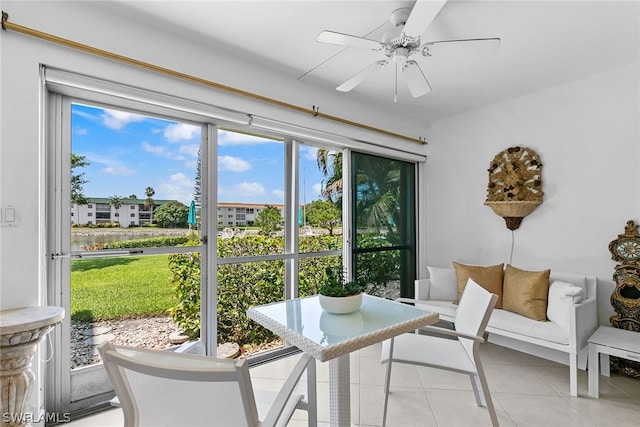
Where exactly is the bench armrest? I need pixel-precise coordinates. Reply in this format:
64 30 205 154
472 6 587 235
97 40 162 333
415 278 431 301
571 295 598 351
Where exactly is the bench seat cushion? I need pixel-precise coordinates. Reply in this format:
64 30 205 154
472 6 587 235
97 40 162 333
488 309 569 345
415 300 458 320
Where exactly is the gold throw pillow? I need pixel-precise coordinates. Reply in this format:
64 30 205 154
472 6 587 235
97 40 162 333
452 262 504 308
502 264 550 321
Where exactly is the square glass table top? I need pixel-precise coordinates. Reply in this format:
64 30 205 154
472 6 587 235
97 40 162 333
247 294 439 362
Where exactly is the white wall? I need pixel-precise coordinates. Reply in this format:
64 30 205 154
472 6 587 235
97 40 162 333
424 63 640 325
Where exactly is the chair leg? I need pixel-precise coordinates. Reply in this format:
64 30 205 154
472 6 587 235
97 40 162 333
382 338 395 427
473 352 499 427
469 373 486 407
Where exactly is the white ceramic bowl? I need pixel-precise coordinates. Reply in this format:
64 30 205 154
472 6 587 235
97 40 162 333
318 293 363 314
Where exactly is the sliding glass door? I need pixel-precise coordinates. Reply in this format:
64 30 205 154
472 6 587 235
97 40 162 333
45 73 419 416
47 95 211 414
351 152 416 299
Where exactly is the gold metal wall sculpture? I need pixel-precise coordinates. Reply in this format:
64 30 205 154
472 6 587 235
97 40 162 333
484 146 543 230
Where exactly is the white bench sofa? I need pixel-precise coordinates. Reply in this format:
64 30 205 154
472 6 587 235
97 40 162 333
412 269 598 396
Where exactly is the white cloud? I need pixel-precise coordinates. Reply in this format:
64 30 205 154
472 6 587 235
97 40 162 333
218 130 277 146
141 141 165 155
184 159 198 170
85 153 135 176
301 145 319 161
73 110 95 120
235 182 265 197
312 183 323 197
101 109 146 129
164 123 200 142
272 189 285 200
141 141 186 161
179 143 200 158
157 173 194 205
219 155 251 172
73 127 88 136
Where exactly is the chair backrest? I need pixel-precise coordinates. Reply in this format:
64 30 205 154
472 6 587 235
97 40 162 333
454 278 498 359
98 341 259 427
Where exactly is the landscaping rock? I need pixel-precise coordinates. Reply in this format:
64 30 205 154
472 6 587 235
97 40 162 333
169 332 189 345
82 326 113 336
83 333 115 346
217 342 240 359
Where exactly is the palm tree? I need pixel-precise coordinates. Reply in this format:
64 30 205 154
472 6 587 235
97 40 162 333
316 149 343 203
352 155 401 239
144 186 155 224
316 150 401 237
107 195 123 226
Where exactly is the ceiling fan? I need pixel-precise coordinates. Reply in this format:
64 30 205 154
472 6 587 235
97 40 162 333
316 0 500 102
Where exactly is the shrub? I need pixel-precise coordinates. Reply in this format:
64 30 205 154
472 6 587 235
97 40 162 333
83 235 191 251
168 252 201 338
169 234 343 346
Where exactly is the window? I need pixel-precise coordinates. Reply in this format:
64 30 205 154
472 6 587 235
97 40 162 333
47 72 421 413
131 206 135 210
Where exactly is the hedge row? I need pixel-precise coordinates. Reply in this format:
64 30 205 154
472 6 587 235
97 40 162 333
82 235 193 251
169 235 343 345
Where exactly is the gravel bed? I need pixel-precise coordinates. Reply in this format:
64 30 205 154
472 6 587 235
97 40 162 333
71 284 399 369
71 316 182 369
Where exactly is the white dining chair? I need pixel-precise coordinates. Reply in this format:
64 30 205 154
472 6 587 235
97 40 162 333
381 278 499 427
97 341 316 427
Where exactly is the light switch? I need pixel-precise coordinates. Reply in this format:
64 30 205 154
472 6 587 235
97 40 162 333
5 208 15 222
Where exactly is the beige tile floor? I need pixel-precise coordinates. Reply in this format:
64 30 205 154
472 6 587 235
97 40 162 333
69 342 640 426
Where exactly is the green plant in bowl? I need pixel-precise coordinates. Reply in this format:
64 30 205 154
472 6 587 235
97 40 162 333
318 267 364 297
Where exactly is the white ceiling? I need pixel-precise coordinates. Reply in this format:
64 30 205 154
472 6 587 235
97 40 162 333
99 0 639 124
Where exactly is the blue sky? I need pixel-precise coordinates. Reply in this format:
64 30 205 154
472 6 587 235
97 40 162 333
71 104 325 205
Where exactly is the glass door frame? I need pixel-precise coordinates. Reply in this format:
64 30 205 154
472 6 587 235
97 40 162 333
45 91 214 414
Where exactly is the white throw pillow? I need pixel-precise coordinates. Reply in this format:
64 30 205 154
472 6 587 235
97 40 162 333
546 280 585 333
427 266 458 300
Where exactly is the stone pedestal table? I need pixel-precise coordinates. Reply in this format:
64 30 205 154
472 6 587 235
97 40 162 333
1 306 64 427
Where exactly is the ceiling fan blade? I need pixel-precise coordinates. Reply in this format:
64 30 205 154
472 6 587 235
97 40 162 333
402 0 447 40
422 37 501 51
402 60 431 97
300 21 390 80
337 60 388 92
317 30 383 51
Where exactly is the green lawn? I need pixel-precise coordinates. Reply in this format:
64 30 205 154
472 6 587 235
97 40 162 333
71 255 174 321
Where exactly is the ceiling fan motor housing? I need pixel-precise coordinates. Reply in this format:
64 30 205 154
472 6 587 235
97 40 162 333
383 8 421 56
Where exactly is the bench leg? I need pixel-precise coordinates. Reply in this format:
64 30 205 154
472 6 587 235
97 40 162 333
569 353 578 397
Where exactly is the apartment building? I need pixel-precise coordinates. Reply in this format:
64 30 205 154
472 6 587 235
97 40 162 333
71 199 284 229
217 202 284 228
71 197 174 228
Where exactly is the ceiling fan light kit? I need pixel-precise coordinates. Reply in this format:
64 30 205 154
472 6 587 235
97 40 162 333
315 0 500 102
